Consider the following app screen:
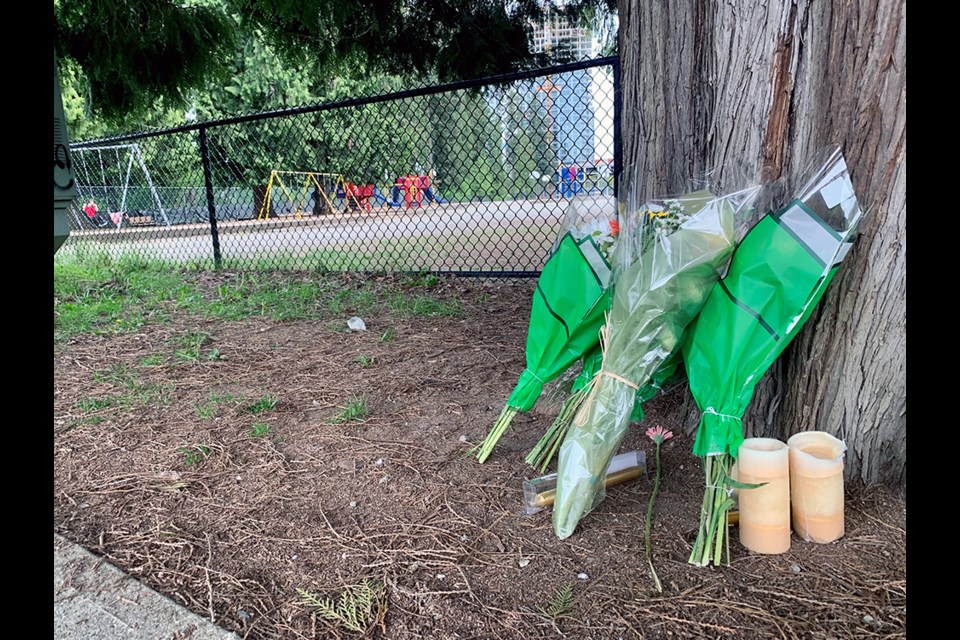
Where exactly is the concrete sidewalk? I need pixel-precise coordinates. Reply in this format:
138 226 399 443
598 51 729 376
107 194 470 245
54 534 240 640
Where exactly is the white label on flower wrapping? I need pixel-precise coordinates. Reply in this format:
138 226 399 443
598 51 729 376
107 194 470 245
581 238 612 287
819 174 856 211
779 204 843 266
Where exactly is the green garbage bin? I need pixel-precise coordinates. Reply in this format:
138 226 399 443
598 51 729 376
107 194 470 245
54 57 76 254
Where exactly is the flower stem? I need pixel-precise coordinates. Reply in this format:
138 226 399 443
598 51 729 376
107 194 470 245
474 406 519 463
688 453 734 567
526 391 584 472
645 442 663 593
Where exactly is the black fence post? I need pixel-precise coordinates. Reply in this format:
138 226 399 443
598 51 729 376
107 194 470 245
198 126 222 268
612 56 623 200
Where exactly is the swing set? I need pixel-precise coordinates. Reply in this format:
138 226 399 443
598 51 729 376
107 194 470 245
257 170 370 220
69 143 170 228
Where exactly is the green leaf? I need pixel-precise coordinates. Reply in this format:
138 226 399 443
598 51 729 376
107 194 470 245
722 471 768 491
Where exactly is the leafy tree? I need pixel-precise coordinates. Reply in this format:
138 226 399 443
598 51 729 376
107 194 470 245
54 0 617 127
55 0 236 122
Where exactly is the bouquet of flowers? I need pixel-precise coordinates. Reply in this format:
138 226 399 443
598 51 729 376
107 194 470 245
473 196 620 462
552 181 760 540
682 145 864 566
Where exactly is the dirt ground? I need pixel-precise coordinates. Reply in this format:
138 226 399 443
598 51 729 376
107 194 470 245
53 272 906 640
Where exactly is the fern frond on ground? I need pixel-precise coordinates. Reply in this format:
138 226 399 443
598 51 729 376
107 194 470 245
297 579 387 635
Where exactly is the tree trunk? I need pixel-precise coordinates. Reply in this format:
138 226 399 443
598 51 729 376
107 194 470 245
619 0 905 487
253 183 275 219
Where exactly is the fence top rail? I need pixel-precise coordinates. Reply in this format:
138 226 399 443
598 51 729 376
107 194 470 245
71 56 619 148
72 143 141 152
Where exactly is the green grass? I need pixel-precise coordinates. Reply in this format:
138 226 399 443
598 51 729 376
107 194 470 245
54 253 199 342
55 251 477 345
245 394 278 414
249 422 271 438
401 271 441 288
139 353 166 367
173 330 215 362
387 292 461 317
93 363 139 388
379 327 397 342
179 444 211 466
330 396 369 424
76 377 175 416
195 391 242 419
140 382 176 406
76 396 115 412
207 273 330 321
356 354 377 368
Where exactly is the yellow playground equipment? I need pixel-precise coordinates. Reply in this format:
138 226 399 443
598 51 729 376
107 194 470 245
257 170 364 220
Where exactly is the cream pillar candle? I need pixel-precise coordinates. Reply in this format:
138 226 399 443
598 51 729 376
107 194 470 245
737 438 791 554
787 431 846 543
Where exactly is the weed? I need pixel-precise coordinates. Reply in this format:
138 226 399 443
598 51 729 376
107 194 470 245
136 382 176 406
93 363 139 388
76 397 115 413
326 321 351 334
139 353 166 367
249 422 271 438
245 394 278 414
297 579 387 635
402 271 441 288
379 327 397 342
330 396 368 424
356 354 377 368
538 583 574 621
70 415 105 428
195 391 240 419
173 330 213 362
179 445 211 466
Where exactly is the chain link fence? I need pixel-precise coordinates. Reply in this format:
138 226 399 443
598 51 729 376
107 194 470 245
63 57 621 277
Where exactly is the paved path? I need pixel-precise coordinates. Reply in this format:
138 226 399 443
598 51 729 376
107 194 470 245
62 196 615 270
54 534 241 640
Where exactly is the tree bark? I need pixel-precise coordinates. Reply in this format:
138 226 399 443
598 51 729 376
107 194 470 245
619 0 905 487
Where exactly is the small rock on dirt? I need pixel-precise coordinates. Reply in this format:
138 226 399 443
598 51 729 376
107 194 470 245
518 558 530 568
791 564 802 573
577 572 589 580
347 317 367 331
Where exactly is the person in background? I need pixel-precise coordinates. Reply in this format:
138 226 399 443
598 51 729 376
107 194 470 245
83 198 99 224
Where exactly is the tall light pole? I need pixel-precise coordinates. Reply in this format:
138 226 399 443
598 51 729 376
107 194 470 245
535 25 562 165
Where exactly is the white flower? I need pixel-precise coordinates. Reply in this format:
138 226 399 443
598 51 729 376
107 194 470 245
574 218 617 260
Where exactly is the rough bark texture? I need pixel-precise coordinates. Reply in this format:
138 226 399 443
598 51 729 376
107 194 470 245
619 0 905 487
